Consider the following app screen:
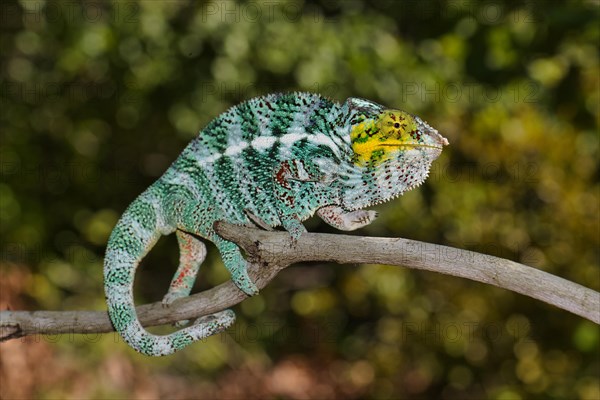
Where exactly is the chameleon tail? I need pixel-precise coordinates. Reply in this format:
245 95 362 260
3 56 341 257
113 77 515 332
103 196 235 356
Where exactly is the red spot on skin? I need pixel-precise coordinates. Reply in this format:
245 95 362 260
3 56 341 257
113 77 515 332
275 162 291 189
172 265 193 287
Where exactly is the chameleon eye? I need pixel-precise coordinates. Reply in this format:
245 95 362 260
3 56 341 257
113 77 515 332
394 122 400 129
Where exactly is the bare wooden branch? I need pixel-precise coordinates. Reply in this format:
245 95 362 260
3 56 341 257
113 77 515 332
2 223 598 341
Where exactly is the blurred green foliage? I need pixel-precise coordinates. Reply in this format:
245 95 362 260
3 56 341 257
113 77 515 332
1 0 598 399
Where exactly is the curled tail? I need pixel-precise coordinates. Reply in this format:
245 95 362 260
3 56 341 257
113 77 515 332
103 196 235 356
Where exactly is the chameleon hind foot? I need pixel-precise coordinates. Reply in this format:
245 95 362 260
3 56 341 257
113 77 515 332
213 236 259 296
162 230 207 327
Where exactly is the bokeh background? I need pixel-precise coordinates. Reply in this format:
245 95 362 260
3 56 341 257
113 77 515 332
1 0 599 398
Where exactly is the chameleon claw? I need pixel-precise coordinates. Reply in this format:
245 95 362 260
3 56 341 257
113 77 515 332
281 215 307 243
162 292 191 327
234 275 259 296
229 261 259 296
161 292 180 307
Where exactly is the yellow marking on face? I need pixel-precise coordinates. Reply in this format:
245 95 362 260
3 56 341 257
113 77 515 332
351 110 424 166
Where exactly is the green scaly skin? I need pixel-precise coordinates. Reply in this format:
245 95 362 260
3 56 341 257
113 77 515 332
104 92 448 356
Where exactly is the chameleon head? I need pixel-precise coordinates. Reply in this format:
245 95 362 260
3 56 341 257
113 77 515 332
349 107 449 166
340 98 449 209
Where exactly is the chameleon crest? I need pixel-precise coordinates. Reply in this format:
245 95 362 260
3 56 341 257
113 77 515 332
104 92 448 356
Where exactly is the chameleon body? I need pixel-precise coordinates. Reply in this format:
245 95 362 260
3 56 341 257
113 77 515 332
104 92 448 356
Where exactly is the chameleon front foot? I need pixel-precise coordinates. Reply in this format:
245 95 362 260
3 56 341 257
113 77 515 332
281 215 307 242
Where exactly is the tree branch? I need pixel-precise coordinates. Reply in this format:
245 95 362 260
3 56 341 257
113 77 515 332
2 223 598 341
